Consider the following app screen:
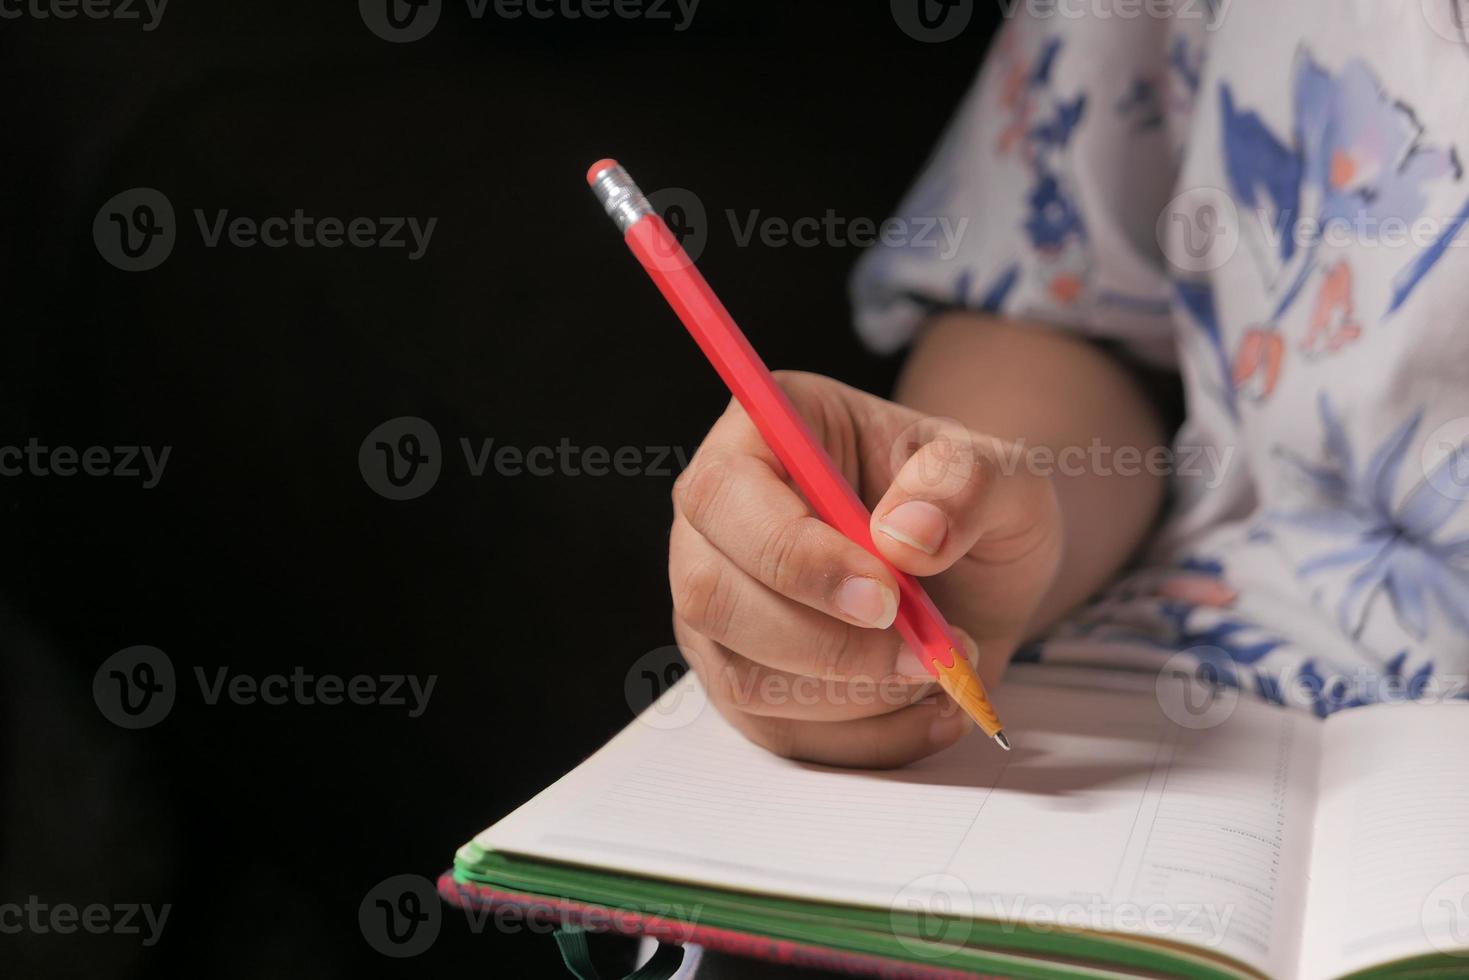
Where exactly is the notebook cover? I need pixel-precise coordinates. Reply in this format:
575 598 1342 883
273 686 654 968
438 872 996 979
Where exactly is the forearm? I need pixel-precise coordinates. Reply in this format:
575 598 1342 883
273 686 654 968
894 311 1170 636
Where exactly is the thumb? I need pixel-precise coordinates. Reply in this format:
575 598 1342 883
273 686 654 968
870 422 1055 577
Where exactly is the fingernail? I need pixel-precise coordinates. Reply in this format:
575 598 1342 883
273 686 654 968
877 500 947 555
929 710 969 746
835 576 898 629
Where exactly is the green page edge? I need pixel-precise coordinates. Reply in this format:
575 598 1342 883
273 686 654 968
454 843 1267 980
453 846 1469 979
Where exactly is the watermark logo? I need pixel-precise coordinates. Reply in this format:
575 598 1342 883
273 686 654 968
1422 0 1469 43
886 415 984 504
1157 186 1240 274
93 645 176 729
360 874 441 958
94 187 176 272
1422 874 1469 957
359 417 443 501
649 186 709 265
890 873 974 957
891 0 973 42
1420 417 1469 503
359 0 442 42
624 645 707 729
1156 648 1239 730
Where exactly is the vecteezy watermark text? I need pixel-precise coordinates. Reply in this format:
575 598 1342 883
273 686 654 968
359 873 703 957
0 0 168 30
359 416 692 500
995 0 1229 26
94 188 437 271
460 437 690 478
641 187 971 264
1156 647 1469 731
93 646 437 729
0 897 170 946
194 210 436 259
727 209 969 260
989 895 1234 945
890 874 1236 960
359 0 699 43
0 439 170 488
1258 209 1469 252
889 424 1239 497
998 439 1235 488
194 667 435 717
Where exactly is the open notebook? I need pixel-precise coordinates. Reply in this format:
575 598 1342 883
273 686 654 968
443 666 1469 979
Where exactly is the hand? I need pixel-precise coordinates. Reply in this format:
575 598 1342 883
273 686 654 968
669 371 1062 768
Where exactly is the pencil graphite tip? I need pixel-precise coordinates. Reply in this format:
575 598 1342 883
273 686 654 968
993 730 1011 752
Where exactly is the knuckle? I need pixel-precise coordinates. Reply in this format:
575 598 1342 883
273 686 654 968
808 622 862 681
672 557 735 639
769 368 804 389
673 453 736 530
926 429 971 467
674 625 745 713
925 431 988 491
754 517 814 597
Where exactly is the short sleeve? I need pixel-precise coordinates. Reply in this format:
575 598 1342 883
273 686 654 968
851 13 1196 369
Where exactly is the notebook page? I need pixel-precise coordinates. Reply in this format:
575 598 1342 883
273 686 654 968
477 673 1321 977
1297 701 1469 979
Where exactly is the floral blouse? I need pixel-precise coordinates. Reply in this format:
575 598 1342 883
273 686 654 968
852 0 1469 717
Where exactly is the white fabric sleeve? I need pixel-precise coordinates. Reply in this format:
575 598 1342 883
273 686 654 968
851 13 1192 369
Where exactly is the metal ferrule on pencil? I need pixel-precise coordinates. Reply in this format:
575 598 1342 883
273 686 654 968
589 162 653 233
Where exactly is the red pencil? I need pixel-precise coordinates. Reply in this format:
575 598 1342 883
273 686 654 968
588 159 1008 750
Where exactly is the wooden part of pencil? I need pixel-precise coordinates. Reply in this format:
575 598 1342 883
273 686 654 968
931 650 1005 743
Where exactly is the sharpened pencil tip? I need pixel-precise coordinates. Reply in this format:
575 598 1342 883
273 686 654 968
993 730 1011 751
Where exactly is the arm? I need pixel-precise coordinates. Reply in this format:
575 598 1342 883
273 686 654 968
895 310 1171 637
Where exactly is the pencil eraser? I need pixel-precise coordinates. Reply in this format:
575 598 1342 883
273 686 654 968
586 159 620 185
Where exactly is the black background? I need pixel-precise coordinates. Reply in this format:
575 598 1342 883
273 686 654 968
1 2 1004 976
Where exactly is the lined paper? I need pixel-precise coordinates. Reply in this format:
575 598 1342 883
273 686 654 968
1299 701 1469 978
481 673 1322 977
